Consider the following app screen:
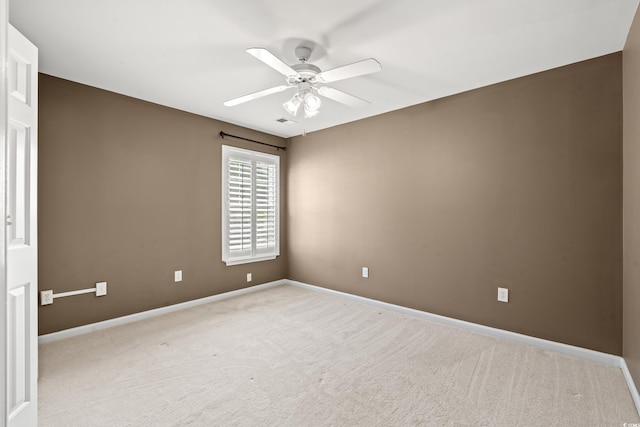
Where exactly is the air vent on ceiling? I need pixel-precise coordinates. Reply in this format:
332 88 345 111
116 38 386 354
276 118 297 125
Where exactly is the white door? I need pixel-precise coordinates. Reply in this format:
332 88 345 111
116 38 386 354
6 24 38 427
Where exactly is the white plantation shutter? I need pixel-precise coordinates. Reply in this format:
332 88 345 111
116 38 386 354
255 161 277 252
228 158 252 256
222 145 279 265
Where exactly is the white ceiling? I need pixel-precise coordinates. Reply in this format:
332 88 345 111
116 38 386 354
9 0 640 138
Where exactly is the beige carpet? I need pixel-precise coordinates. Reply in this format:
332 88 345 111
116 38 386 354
39 285 639 426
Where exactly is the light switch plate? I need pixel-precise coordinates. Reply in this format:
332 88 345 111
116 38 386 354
174 270 182 282
362 267 369 278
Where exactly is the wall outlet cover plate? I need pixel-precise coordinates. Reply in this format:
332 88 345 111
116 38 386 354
40 290 53 305
96 281 107 297
497 287 509 303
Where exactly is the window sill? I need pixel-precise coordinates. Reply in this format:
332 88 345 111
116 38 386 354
223 255 278 266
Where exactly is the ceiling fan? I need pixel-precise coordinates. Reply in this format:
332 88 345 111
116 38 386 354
224 43 382 119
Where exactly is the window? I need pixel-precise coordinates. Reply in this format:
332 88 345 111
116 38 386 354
222 145 280 265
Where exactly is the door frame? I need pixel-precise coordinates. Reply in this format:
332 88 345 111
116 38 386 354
1 0 9 423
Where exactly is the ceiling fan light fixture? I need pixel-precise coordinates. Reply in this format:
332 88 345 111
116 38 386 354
283 93 302 116
303 92 321 111
302 92 321 118
303 106 320 118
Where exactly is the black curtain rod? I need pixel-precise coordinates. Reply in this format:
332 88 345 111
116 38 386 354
219 131 286 151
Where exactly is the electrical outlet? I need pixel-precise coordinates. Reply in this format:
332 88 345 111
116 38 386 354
362 267 369 278
247 273 252 282
41 290 53 305
497 287 509 303
174 270 182 282
96 282 107 297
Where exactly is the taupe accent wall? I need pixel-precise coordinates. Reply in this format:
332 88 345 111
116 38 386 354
624 6 640 387
288 54 623 355
38 74 288 335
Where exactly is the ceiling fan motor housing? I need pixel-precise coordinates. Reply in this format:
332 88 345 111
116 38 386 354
291 63 321 80
290 44 320 84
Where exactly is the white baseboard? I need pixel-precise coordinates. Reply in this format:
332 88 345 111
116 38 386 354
38 279 288 344
621 358 640 416
286 279 640 416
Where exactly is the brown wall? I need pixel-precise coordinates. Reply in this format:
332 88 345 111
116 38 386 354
40 53 625 356
624 6 640 386
288 54 623 355
38 74 288 335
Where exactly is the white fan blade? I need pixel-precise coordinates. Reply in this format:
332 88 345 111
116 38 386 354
224 85 291 107
247 48 299 77
315 58 381 83
317 86 370 108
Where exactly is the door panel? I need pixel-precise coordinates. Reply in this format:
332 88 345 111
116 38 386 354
7 121 30 246
7 283 31 415
7 24 38 427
